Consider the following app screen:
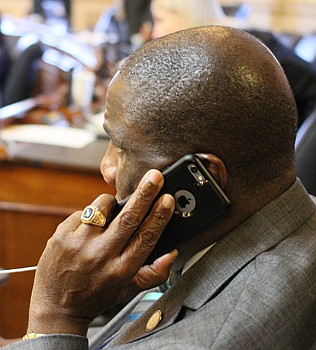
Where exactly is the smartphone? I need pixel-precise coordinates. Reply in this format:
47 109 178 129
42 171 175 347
113 154 231 265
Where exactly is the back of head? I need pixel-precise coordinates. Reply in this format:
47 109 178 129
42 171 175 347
119 26 298 193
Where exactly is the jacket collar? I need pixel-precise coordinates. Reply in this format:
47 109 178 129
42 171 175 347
183 178 315 309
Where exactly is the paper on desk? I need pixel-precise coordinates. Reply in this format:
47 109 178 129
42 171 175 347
1 125 96 149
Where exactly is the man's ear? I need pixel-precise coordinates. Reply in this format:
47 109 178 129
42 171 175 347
196 153 228 188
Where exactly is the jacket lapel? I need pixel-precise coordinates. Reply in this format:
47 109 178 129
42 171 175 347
109 276 187 345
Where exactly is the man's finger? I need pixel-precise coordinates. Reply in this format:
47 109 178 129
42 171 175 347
120 193 175 272
133 249 179 291
105 169 164 251
78 194 117 235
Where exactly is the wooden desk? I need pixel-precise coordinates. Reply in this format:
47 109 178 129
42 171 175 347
0 138 115 338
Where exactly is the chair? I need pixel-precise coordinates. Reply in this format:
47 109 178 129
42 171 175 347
276 32 301 50
248 29 316 127
2 42 43 106
295 108 316 196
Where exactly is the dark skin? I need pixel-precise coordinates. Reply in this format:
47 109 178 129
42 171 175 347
27 170 176 336
25 69 296 337
101 73 297 268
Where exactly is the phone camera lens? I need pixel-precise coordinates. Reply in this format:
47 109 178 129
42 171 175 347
191 165 198 173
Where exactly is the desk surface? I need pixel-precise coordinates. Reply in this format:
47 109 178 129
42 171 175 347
4 138 109 174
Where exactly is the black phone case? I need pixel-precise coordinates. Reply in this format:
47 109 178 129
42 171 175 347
114 154 231 265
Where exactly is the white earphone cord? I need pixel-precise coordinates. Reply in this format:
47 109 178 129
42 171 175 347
0 266 37 274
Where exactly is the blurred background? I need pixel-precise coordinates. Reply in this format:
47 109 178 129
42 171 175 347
2 0 316 34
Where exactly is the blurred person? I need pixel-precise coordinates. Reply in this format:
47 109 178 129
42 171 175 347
32 0 71 32
125 0 152 45
150 0 237 39
150 0 316 127
94 0 152 78
94 0 130 45
94 0 152 46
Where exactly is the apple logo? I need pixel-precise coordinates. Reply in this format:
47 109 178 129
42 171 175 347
177 195 191 208
174 190 196 217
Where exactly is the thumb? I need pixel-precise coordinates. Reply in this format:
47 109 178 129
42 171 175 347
134 249 179 290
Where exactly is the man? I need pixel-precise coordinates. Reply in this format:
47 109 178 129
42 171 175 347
4 26 316 349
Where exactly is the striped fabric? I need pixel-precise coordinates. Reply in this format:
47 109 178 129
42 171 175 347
125 291 165 322
98 281 171 349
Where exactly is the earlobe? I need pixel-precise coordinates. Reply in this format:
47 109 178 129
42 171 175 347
196 153 228 188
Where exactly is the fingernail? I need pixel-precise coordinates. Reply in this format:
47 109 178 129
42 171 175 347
161 195 174 209
147 170 162 186
170 249 179 260
156 249 179 265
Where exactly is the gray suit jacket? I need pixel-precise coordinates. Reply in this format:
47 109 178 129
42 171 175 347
5 179 316 349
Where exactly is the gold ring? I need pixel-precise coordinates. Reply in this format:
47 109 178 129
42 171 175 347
81 205 106 227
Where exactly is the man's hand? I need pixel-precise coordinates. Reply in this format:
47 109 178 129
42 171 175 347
27 169 176 336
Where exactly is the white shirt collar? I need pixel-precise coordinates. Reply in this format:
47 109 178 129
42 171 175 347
182 242 216 275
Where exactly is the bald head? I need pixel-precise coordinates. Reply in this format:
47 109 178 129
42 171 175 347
117 26 297 192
